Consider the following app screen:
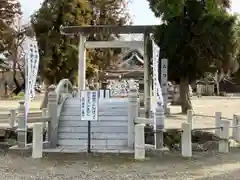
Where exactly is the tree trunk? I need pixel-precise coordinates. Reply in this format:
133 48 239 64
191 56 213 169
180 77 193 114
216 82 220 96
12 77 24 95
12 63 25 95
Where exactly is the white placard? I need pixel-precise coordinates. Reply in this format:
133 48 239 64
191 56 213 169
161 58 168 109
24 37 40 123
80 90 99 121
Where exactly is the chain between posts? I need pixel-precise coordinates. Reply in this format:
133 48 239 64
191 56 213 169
144 125 240 135
193 114 233 121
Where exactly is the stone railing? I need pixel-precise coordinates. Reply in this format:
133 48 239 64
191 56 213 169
0 107 48 130
4 79 75 153
46 79 74 148
16 101 51 149
54 79 74 117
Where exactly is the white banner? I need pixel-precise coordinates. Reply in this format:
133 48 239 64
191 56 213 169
80 90 99 121
24 37 40 123
152 40 164 112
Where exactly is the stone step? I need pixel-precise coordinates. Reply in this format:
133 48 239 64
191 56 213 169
58 139 128 147
59 120 128 127
58 126 128 133
58 132 128 140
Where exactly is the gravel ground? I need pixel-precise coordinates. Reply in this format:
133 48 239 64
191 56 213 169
0 150 240 180
0 96 240 179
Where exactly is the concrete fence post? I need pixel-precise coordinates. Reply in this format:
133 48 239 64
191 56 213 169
181 122 192 157
17 100 27 148
9 109 16 128
218 120 229 153
42 108 48 141
47 88 58 148
128 88 138 148
134 123 145 160
215 112 222 137
232 114 240 142
187 110 193 129
32 123 43 159
155 106 165 149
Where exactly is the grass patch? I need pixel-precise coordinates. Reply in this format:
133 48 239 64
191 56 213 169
6 92 25 100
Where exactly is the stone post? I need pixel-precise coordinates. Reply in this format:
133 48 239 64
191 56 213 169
105 89 110 98
32 123 43 158
187 110 193 129
134 123 145 160
128 88 138 148
72 86 78 97
232 114 240 142
181 122 192 157
42 108 48 141
99 89 104 99
154 106 165 149
48 88 58 148
9 109 16 128
218 120 229 153
215 112 222 137
17 100 27 148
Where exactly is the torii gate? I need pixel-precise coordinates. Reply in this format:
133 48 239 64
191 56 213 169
60 25 157 117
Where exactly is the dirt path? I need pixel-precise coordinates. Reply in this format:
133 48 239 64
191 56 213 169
166 96 240 129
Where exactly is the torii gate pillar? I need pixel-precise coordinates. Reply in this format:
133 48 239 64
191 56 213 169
143 32 151 118
78 34 86 92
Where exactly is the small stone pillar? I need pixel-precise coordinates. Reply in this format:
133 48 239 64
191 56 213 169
215 112 222 137
32 123 43 158
72 86 78 97
42 108 48 141
128 88 138 148
9 109 16 128
154 106 165 149
134 123 145 160
232 114 240 142
181 122 192 157
99 89 104 99
47 88 58 148
218 120 229 153
17 100 27 148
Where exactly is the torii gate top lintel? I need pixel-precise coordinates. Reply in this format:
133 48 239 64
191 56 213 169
60 25 158 35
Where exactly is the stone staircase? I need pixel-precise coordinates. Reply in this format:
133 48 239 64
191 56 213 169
57 97 131 152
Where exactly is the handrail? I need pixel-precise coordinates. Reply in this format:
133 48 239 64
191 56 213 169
40 79 74 109
54 79 74 118
55 78 73 95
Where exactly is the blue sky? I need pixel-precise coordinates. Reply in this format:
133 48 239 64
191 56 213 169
20 0 240 25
